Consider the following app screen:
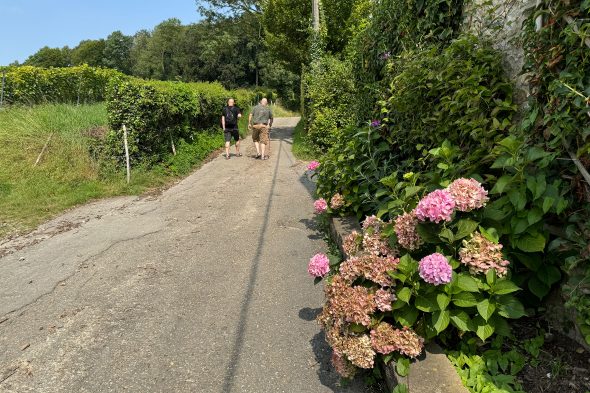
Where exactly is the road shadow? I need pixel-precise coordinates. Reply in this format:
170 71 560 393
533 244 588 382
299 218 324 241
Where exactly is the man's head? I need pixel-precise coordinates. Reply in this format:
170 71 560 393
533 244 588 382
260 98 268 106
227 98 235 106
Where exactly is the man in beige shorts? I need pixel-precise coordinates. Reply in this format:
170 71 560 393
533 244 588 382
248 98 273 160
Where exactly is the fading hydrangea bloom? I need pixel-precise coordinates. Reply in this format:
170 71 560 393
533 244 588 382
339 254 399 287
419 253 453 285
307 161 320 171
341 335 375 369
392 327 424 358
308 253 330 277
362 215 384 232
415 189 455 223
331 351 357 379
394 211 423 250
323 275 377 327
330 193 345 209
342 231 363 257
362 232 394 257
459 233 510 277
370 322 399 354
314 198 328 214
447 178 489 212
374 289 395 312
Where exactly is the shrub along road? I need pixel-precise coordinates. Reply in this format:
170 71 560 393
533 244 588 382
0 118 375 393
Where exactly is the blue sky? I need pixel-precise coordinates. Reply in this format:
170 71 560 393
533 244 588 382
0 0 203 66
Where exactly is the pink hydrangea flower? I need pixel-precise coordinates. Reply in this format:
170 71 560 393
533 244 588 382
415 189 455 223
447 178 489 212
314 198 328 214
419 253 453 285
307 161 320 171
308 253 330 277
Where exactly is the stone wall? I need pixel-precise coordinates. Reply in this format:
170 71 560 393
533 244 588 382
463 0 538 105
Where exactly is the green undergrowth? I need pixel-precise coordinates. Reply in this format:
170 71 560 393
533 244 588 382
269 103 299 118
291 119 320 161
0 103 225 238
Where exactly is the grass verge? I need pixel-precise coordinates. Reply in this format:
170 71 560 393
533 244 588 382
0 103 223 238
291 118 319 161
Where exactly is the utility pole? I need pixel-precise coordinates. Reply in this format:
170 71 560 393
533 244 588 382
312 0 320 32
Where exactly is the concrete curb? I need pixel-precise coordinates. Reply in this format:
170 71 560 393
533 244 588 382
328 216 469 393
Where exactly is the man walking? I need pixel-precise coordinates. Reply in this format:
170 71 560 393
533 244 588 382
248 98 273 160
221 98 242 159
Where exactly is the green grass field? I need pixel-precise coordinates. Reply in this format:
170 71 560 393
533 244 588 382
0 103 224 238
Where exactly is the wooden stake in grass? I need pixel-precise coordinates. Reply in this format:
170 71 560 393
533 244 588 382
34 133 54 167
123 125 131 184
170 133 177 156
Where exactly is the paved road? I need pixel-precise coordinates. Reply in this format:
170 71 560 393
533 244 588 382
0 118 375 393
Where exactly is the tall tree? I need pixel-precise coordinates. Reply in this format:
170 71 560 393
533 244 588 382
71 39 105 66
196 0 261 19
103 31 133 74
24 46 71 68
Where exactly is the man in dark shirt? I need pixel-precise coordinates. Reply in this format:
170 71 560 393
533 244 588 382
221 98 242 159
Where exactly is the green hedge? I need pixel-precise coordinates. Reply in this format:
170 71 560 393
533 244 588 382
0 65 125 105
302 55 357 151
105 78 255 160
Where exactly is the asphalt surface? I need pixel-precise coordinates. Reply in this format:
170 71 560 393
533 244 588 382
0 118 376 393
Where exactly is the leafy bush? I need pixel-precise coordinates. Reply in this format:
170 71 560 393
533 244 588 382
302 55 357 151
0 65 125 105
346 0 465 119
316 36 516 216
522 0 590 344
313 179 526 380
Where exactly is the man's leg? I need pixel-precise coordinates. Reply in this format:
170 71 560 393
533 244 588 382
234 130 241 155
252 126 261 157
261 126 269 160
224 131 231 158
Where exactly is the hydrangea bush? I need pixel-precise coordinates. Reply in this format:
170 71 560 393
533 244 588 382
310 178 526 379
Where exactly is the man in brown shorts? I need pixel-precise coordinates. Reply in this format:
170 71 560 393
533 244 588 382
248 98 273 160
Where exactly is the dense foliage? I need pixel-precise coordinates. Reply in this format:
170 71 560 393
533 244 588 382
302 0 590 387
0 65 125 105
522 0 590 345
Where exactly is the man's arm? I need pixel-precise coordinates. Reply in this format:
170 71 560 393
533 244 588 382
268 110 273 128
248 112 253 125
221 114 225 130
237 107 242 118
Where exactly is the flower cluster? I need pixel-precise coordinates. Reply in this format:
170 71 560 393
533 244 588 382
374 289 395 312
459 233 510 277
362 215 384 232
415 189 456 223
369 323 424 358
447 178 489 212
419 253 453 285
331 352 357 378
341 335 375 369
308 253 330 278
362 232 393 256
394 211 423 250
339 254 399 287
391 327 425 358
330 193 345 209
314 198 328 214
370 119 382 127
342 231 363 257
323 276 377 327
307 161 320 171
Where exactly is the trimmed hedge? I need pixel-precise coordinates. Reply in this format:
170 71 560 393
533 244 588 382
105 78 255 160
0 65 125 105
